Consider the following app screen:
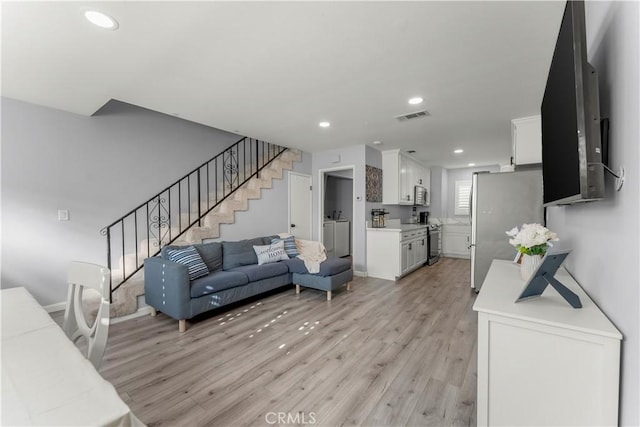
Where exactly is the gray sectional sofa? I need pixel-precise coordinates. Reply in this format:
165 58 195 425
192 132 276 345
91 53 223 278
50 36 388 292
144 235 352 331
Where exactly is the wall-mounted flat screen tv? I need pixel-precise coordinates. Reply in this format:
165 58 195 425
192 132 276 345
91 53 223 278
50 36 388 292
541 0 604 206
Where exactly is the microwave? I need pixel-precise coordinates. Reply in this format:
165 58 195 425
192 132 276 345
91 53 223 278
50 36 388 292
414 185 428 206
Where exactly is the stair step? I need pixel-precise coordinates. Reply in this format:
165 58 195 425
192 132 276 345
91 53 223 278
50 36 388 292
109 270 145 318
110 148 302 314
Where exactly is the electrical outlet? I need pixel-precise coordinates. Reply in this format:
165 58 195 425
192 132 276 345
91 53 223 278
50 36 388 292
58 210 69 221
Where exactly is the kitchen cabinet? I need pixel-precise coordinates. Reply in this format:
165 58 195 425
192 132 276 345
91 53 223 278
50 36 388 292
474 260 621 427
442 224 471 259
511 115 542 166
367 224 428 280
382 149 431 205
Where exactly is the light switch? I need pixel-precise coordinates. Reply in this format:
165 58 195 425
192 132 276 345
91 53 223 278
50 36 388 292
58 210 69 221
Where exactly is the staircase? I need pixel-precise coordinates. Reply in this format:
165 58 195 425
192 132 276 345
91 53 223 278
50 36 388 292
102 138 301 317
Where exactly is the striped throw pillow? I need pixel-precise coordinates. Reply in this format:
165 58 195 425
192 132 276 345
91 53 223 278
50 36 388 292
167 246 209 281
271 236 299 258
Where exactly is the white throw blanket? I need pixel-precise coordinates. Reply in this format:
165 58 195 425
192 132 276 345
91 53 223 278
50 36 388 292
278 233 327 273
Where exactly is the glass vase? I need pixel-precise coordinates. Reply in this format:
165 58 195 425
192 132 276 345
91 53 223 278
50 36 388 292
520 254 543 281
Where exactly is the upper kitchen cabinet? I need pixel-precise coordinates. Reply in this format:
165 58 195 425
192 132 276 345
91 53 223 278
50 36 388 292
511 115 542 166
382 149 431 205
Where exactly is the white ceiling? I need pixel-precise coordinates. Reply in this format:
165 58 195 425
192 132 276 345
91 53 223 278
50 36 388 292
1 1 565 168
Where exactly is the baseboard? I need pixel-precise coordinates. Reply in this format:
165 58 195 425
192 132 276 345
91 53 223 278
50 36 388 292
44 301 66 313
111 305 153 324
354 270 367 277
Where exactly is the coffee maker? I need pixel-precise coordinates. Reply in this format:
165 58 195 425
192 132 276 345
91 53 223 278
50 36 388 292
419 211 429 224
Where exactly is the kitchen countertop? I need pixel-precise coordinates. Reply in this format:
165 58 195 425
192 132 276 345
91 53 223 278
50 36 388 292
366 219 428 232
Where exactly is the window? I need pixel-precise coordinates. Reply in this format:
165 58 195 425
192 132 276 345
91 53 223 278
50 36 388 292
454 180 472 216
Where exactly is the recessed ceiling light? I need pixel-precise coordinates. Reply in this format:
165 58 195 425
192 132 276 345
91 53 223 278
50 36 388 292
454 149 464 154
372 140 383 145
468 163 476 167
408 97 423 105
319 121 331 128
84 10 119 30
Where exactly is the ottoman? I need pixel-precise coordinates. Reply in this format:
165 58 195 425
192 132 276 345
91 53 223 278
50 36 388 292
291 258 353 301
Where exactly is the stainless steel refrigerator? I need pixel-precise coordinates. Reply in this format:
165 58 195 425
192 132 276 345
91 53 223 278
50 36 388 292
470 169 543 290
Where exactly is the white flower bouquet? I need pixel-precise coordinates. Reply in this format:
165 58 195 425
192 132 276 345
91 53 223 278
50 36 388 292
506 223 559 256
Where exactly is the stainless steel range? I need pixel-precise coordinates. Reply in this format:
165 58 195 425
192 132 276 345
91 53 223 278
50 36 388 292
427 224 441 265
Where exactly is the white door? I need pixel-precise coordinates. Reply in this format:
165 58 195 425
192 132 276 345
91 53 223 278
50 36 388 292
288 172 312 240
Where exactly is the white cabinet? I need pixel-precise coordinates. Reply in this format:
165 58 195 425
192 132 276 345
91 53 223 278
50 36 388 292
442 224 471 259
367 226 428 280
474 260 622 427
322 222 335 258
382 150 431 205
334 221 350 257
511 115 542 166
324 220 350 258
400 229 428 276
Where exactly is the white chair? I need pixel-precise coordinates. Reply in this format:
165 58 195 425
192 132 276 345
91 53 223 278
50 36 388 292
63 262 111 370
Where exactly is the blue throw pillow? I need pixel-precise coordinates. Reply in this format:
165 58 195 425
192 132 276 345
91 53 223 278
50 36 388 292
167 246 209 281
271 236 299 258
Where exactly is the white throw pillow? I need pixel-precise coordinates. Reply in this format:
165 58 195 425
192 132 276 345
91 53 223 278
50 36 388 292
253 240 289 265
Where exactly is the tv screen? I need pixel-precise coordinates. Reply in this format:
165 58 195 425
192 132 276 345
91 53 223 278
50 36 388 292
541 0 604 206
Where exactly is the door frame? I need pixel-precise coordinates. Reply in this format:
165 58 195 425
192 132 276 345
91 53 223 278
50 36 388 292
318 165 355 256
287 171 312 239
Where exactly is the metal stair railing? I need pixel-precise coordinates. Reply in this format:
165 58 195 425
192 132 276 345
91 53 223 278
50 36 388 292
100 137 287 302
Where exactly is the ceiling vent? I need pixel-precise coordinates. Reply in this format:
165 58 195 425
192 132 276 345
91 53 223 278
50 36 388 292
395 110 431 122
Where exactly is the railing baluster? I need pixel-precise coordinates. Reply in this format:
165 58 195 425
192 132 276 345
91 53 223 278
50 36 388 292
197 170 202 227
106 227 112 302
134 211 138 270
105 138 288 300
146 204 150 263
121 220 125 281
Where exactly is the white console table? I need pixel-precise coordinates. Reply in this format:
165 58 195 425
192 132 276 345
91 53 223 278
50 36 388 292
473 260 622 426
1 287 143 426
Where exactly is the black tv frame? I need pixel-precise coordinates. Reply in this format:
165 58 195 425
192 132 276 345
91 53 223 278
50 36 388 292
541 0 605 207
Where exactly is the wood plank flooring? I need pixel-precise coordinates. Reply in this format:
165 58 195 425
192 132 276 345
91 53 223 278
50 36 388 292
65 257 478 426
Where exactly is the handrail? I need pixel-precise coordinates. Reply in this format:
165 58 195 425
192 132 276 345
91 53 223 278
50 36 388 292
101 137 287 302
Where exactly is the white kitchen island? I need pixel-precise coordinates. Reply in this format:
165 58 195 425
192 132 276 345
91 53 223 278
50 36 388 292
473 260 622 426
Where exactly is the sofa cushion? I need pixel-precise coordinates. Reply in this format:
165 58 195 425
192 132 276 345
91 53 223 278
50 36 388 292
193 242 223 272
282 257 352 277
271 236 299 258
190 271 249 298
228 262 289 282
317 258 352 276
254 241 289 265
222 237 268 270
280 258 308 274
166 246 209 281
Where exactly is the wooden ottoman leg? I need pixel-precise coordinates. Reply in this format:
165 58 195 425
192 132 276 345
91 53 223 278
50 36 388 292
179 319 186 333
295 284 301 294
347 281 351 291
327 291 332 301
149 307 157 317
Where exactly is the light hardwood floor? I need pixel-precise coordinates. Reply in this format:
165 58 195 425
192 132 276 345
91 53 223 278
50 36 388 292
64 257 477 426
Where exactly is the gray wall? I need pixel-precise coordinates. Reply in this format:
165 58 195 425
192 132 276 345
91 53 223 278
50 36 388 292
1 97 309 305
547 2 639 425
312 145 367 273
218 152 311 241
428 166 446 218
324 176 353 221
445 164 500 222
